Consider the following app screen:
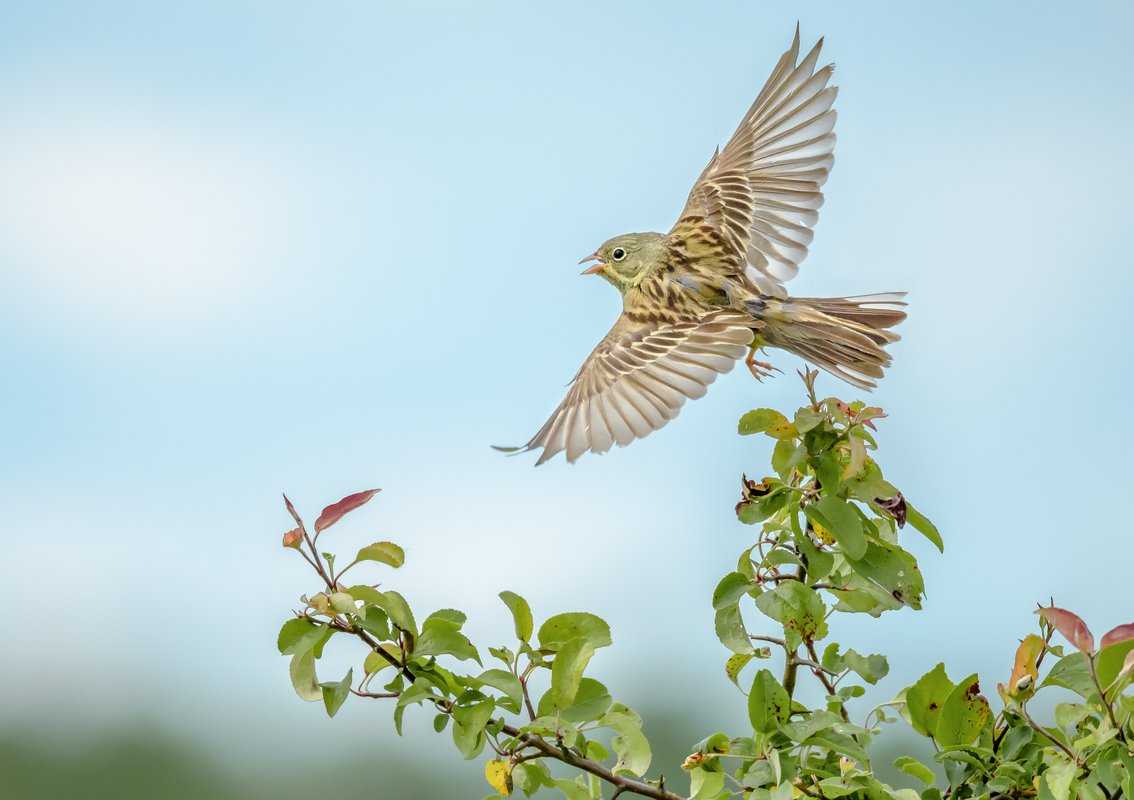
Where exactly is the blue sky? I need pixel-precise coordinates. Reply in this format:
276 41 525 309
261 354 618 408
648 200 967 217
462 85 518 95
2 0 1132 786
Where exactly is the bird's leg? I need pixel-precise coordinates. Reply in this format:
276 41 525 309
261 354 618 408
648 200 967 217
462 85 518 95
745 338 781 382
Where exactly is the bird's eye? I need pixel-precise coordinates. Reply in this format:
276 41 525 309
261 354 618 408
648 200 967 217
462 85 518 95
611 247 627 262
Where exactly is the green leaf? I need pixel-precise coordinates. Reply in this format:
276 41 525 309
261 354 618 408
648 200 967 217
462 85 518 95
934 673 991 746
737 491 787 524
795 532 833 581
690 768 726 799
842 650 889 684
714 602 754 654
806 730 870 763
278 618 327 656
550 637 596 708
538 677 613 723
551 778 590 800
374 590 418 637
321 668 352 718
415 620 481 664
739 408 793 437
780 710 841 743
829 579 902 617
893 755 935 785
794 407 824 433
1097 637 1134 688
772 439 807 477
906 663 955 737
354 541 404 568
289 650 321 701
538 613 611 651
804 496 866 560
393 681 436 735
846 541 924 609
357 606 391 640
477 669 524 707
817 778 860 798
754 581 828 647
498 591 534 643
346 584 385 606
748 669 790 733
424 608 467 628
514 761 552 796
1041 653 1095 698
1044 754 1077 800
1053 702 1090 729
363 643 401 675
712 572 753 609
905 503 943 552
814 450 843 493
452 699 495 759
610 723 651 777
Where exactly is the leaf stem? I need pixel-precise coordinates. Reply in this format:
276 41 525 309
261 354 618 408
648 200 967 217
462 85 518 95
1086 653 1126 743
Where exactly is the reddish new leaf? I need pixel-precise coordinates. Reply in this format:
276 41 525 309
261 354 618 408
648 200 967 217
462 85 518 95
315 489 381 533
1036 606 1095 654
283 493 303 526
282 527 303 549
1101 623 1134 650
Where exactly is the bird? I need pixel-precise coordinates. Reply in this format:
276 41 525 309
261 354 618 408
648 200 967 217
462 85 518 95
497 27 906 465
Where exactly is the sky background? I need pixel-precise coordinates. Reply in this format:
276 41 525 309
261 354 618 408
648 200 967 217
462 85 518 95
2 1 1132 797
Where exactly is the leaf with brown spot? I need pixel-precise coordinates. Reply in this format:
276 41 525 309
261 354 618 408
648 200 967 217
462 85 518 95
1036 606 1095 654
906 663 954 738
935 673 991 746
315 489 381 534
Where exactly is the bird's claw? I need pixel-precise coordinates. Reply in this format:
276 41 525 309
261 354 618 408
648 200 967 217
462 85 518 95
746 352 782 382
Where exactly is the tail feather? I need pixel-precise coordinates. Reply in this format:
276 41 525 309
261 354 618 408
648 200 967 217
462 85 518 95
762 293 907 390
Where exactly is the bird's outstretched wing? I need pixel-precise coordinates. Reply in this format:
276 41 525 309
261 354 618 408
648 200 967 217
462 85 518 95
670 27 836 298
498 311 753 464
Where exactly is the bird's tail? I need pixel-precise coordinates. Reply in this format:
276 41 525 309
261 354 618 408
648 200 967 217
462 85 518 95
760 293 908 390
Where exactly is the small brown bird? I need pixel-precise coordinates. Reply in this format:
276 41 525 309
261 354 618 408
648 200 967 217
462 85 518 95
499 28 906 465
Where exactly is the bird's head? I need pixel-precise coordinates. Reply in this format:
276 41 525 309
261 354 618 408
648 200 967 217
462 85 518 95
578 232 665 294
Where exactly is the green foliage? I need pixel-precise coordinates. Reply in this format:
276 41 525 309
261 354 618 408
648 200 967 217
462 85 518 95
272 371 1133 800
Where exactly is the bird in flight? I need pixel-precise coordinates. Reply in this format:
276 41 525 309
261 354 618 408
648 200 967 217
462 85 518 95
498 27 906 465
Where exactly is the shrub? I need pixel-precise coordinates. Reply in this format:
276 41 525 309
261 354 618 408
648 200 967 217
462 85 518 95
274 369 1133 799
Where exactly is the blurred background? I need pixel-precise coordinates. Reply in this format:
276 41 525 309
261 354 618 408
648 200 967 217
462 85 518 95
2 1 1132 797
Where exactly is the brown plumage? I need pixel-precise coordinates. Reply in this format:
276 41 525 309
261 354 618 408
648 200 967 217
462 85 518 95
498 27 906 465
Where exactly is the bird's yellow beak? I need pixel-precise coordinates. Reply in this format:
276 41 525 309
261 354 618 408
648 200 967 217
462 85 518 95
578 252 605 275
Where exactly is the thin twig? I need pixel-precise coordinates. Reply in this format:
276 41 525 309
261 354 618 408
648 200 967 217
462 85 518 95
1020 703 1081 767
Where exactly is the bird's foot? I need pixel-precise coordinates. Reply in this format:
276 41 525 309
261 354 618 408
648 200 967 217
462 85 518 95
746 351 782 382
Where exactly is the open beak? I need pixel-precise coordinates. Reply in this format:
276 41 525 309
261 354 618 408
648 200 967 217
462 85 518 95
578 252 605 275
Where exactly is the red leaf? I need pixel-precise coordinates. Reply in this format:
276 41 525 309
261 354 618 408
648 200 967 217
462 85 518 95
315 489 381 533
282 527 303 548
1101 623 1134 650
1036 606 1095 654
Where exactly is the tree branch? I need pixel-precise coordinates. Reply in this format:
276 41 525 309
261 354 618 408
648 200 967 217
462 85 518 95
344 622 683 800
498 723 684 800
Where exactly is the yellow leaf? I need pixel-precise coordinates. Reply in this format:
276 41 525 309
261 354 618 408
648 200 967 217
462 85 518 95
811 522 835 546
484 759 513 796
1008 634 1044 697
